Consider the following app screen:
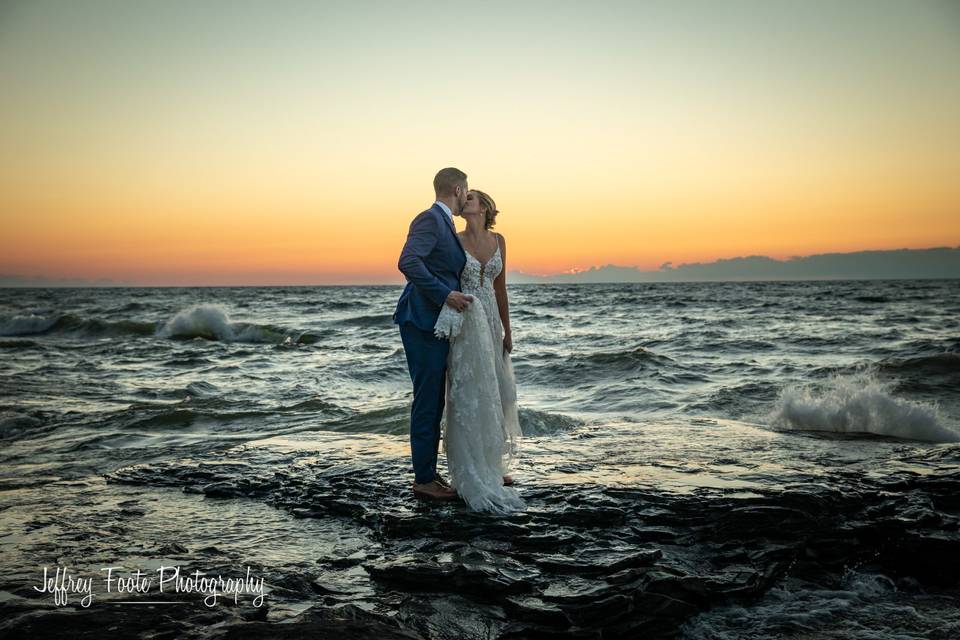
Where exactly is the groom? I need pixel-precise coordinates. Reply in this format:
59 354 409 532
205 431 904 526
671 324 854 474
393 168 473 500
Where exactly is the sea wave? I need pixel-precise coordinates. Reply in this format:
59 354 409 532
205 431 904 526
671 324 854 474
0 313 61 336
518 345 676 386
158 304 322 344
0 339 40 349
0 305 324 345
518 407 584 435
875 350 960 393
325 405 410 435
684 381 779 416
334 313 394 327
767 372 959 443
1 312 158 337
879 352 960 376
0 412 43 440
680 571 929 640
320 404 583 437
567 346 678 373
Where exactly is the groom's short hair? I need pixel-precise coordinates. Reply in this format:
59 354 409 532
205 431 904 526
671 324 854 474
433 168 467 197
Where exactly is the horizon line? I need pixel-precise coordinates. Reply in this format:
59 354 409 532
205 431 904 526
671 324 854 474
2 276 960 289
2 244 958 288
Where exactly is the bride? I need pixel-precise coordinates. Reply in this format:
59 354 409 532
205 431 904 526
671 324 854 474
433 189 525 514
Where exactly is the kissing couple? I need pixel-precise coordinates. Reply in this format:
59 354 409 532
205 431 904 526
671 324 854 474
392 167 525 514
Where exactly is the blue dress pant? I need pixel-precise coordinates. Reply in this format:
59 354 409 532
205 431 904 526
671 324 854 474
399 321 449 484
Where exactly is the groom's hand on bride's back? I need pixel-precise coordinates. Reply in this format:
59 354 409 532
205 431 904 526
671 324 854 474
445 291 472 312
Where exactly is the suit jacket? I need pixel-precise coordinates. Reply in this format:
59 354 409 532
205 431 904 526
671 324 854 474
393 203 467 332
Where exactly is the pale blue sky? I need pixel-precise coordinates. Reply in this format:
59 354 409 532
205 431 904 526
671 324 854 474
1 0 958 284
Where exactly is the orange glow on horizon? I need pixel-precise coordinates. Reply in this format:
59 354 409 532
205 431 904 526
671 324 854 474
1 2 958 285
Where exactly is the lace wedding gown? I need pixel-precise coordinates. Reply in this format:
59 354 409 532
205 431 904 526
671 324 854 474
434 242 525 514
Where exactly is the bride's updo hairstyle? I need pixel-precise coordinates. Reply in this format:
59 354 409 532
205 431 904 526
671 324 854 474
473 190 499 230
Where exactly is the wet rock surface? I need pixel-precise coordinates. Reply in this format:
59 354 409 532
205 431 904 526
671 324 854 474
3 421 958 638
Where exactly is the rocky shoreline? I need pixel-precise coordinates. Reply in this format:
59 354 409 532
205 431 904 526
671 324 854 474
3 422 959 639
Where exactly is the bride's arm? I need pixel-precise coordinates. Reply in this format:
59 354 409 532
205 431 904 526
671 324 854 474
493 233 512 353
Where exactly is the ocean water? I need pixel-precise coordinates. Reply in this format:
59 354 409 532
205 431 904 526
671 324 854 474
1 280 959 638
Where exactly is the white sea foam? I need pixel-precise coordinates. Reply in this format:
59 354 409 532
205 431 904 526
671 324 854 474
680 571 939 640
0 313 58 336
767 371 960 443
157 304 287 343
157 305 239 341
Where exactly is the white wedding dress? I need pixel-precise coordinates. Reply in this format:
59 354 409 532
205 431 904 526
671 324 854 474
433 241 525 514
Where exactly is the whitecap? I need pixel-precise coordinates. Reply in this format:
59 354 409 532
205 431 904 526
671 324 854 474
158 304 236 341
0 313 59 336
767 371 959 443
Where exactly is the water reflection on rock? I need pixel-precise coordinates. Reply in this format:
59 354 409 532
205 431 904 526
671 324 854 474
3 419 958 638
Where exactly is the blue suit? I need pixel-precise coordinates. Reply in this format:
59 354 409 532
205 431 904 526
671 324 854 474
393 203 466 484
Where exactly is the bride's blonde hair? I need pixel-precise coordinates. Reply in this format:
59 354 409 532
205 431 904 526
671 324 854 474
472 190 499 230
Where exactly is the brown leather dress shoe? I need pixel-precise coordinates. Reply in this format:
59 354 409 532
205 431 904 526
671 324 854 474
412 480 457 500
434 473 451 488
503 475 514 486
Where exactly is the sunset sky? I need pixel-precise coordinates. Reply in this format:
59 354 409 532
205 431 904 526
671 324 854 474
1 0 958 285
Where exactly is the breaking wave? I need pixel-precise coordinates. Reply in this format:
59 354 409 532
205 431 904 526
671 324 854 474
767 372 959 443
157 304 321 344
0 305 323 345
